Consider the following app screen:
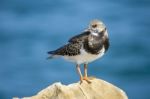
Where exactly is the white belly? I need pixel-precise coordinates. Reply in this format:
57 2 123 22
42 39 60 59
63 46 105 64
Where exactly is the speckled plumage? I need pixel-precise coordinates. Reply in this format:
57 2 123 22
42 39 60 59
48 43 82 56
48 28 109 57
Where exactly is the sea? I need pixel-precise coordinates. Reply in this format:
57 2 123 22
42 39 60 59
0 0 150 99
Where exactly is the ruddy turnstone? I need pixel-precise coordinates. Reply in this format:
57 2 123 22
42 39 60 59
47 19 109 83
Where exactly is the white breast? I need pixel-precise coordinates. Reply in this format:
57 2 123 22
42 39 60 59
63 46 105 64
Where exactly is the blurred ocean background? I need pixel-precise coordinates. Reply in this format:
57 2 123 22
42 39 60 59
0 0 150 99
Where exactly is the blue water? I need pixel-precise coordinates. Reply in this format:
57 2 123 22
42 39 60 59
0 0 150 99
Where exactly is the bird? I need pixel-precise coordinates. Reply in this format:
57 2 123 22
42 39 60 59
47 19 109 84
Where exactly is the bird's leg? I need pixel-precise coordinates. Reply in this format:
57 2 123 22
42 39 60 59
76 64 83 84
84 64 88 77
83 64 91 83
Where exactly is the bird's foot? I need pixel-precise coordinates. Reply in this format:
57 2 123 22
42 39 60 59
80 77 83 84
79 77 92 84
83 76 91 84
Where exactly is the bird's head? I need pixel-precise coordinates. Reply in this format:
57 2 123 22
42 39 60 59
89 19 106 33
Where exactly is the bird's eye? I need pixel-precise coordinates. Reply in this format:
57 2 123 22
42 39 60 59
92 24 97 28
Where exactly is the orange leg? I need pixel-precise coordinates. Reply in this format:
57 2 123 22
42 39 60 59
76 64 83 84
83 64 91 83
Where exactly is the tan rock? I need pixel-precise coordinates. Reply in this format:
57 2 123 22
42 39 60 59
14 78 128 99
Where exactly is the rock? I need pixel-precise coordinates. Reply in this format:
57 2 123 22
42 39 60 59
14 78 128 99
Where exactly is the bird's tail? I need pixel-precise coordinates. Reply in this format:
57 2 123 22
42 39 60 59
47 51 59 59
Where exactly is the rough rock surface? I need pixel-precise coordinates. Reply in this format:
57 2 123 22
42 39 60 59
14 78 128 99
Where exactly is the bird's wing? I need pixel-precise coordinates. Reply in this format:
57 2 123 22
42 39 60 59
68 30 90 43
48 43 82 56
